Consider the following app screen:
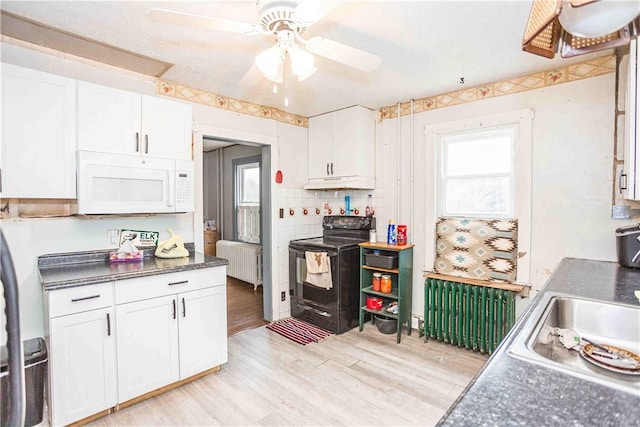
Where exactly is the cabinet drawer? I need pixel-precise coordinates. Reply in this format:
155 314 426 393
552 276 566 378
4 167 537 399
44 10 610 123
48 282 114 318
115 267 226 304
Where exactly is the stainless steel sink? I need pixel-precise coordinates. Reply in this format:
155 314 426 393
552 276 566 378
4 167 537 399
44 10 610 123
509 292 640 395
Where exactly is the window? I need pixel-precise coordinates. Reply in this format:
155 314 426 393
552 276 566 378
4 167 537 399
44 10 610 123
440 125 516 218
234 159 260 244
237 162 260 206
424 108 534 284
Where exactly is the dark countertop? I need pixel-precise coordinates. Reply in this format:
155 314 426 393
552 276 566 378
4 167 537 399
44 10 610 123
438 258 640 426
39 246 228 290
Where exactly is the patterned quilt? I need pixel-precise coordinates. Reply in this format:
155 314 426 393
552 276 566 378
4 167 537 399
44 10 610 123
434 217 518 282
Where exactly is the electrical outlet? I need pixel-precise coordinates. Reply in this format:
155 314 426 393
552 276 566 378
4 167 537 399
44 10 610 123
281 291 286 302
107 229 120 245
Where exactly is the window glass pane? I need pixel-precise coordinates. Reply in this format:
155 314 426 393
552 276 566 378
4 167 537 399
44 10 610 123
445 135 512 176
444 176 511 215
241 165 260 204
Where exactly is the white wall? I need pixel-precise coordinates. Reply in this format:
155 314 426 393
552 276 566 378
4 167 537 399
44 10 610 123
376 72 636 324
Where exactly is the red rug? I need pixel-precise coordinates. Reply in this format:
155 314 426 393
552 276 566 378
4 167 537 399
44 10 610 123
266 318 333 345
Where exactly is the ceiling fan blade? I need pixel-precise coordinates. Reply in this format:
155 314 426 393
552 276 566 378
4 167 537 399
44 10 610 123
306 37 381 73
295 0 338 25
239 63 264 89
147 9 261 35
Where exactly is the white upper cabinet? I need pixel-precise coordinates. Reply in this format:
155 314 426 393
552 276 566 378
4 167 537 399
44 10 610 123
1 63 77 198
308 112 335 179
78 81 192 160
623 39 639 201
142 95 193 160
306 105 375 189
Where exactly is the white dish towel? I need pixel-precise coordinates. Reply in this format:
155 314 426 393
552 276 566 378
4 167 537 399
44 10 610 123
305 251 333 289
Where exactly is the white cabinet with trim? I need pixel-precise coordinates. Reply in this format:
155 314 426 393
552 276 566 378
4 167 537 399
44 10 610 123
1 63 77 198
306 105 375 189
78 81 192 160
178 286 228 378
45 266 227 426
115 268 228 402
44 281 117 427
115 294 180 401
622 39 639 201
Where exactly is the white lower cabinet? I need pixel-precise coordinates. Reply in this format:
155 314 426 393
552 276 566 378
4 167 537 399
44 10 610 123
46 283 117 427
115 294 180 402
116 282 228 401
45 267 227 425
179 286 228 378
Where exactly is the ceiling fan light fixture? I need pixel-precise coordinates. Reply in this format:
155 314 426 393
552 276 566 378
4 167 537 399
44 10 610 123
288 43 316 79
256 45 285 83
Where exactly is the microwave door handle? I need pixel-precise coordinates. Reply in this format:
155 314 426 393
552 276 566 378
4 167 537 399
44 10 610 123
167 171 175 208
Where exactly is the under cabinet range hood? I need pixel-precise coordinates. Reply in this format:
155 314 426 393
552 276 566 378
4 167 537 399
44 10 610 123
303 176 375 190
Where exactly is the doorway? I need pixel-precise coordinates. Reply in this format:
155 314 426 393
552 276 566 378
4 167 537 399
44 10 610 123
203 137 271 336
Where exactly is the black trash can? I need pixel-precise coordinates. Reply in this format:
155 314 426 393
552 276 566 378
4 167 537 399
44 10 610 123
1 337 48 427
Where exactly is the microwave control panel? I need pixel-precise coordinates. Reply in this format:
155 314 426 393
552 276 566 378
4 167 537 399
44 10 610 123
175 160 195 212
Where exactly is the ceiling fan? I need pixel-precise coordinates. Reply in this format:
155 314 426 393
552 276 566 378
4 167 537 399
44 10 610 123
148 0 382 88
522 0 639 59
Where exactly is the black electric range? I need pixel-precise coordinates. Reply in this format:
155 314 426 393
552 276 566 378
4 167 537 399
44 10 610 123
288 216 375 334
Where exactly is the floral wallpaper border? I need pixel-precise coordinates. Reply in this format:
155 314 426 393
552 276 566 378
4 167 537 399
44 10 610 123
156 79 308 128
377 54 616 122
156 54 615 127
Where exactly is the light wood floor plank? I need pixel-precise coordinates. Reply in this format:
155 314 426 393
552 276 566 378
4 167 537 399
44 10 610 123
86 324 488 426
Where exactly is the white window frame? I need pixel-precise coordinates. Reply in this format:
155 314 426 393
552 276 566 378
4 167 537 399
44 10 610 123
439 124 517 218
236 161 260 207
424 108 534 285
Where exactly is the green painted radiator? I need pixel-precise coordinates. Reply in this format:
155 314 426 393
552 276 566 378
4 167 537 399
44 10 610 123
423 278 516 354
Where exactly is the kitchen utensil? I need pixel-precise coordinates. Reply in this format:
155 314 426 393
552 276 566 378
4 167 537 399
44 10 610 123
579 343 640 374
374 315 397 334
581 337 619 357
366 296 383 311
553 328 640 373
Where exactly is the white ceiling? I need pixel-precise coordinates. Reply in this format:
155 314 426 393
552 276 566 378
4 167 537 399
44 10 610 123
0 1 613 117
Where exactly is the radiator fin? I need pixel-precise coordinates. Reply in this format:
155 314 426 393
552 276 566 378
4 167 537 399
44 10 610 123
216 240 263 289
424 278 516 354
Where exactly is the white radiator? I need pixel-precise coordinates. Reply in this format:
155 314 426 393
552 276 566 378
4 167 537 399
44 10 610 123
216 240 263 289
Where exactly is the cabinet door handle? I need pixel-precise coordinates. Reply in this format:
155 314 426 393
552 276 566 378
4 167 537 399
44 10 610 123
135 132 140 152
71 294 100 302
106 313 111 336
330 162 334 175
168 280 188 286
326 163 330 175
172 299 176 319
145 134 149 154
620 171 628 193
182 297 186 317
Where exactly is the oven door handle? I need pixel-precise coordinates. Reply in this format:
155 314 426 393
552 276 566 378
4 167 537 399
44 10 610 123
303 305 331 317
289 246 338 257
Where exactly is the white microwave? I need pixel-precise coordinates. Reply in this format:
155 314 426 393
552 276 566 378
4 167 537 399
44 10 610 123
76 151 194 214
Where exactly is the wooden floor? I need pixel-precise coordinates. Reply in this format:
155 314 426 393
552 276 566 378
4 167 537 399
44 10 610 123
226 277 268 336
86 324 488 426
